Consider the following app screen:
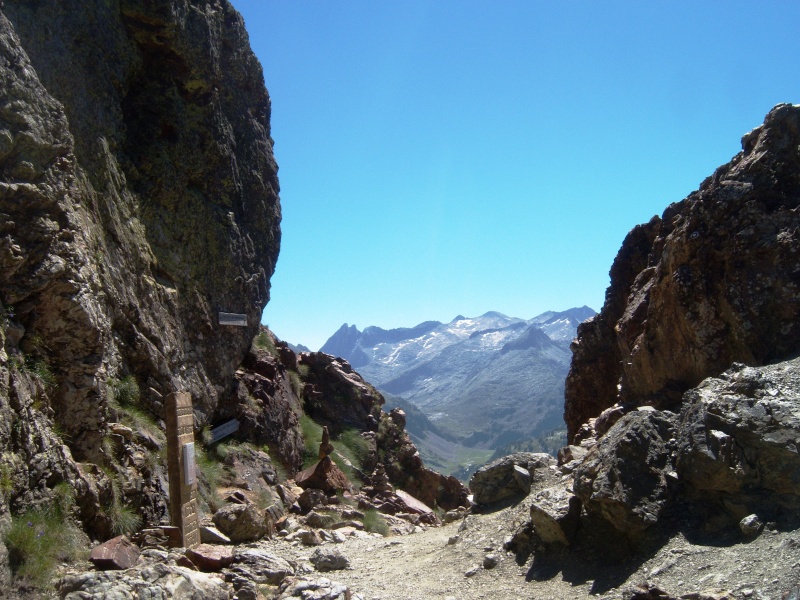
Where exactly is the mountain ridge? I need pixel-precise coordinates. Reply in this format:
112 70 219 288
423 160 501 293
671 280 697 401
319 307 596 451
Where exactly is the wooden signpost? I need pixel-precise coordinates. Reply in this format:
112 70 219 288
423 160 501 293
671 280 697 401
165 392 199 548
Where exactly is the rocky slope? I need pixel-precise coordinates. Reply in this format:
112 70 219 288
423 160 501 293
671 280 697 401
321 307 595 449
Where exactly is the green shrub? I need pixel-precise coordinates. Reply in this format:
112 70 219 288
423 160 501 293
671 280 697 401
253 331 277 355
30 359 56 388
4 487 87 589
289 370 304 400
362 509 390 536
108 501 143 536
196 446 227 513
108 375 141 407
106 376 164 446
299 414 323 469
0 463 13 499
336 428 371 468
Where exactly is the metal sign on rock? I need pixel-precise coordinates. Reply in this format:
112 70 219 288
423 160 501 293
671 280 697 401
210 418 240 443
219 312 248 327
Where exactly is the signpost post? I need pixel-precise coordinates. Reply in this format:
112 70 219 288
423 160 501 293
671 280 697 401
166 392 199 548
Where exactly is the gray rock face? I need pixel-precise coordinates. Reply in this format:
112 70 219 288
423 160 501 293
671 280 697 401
469 452 553 505
573 410 676 533
676 358 800 517
58 562 230 599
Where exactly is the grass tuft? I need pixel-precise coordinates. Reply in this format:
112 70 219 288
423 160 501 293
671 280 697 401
4 486 87 589
362 508 390 536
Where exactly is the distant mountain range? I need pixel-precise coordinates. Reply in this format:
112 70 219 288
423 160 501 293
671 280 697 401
320 307 595 452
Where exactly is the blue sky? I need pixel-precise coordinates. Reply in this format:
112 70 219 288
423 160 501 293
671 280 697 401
230 1 800 351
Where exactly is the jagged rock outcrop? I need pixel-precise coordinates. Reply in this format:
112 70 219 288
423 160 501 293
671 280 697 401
0 0 280 584
372 407 469 510
300 352 385 435
220 341 305 474
573 410 676 534
549 105 800 559
565 103 800 441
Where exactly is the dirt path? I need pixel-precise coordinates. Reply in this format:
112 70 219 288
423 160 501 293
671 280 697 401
261 497 800 600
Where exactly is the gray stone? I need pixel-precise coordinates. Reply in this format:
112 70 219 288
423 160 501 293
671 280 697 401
305 510 337 529
574 410 676 534
739 514 764 537
277 576 361 599
230 548 295 585
309 548 350 572
200 526 231 545
529 484 582 546
469 452 553 504
482 554 499 569
58 562 229 599
676 358 800 519
212 503 269 543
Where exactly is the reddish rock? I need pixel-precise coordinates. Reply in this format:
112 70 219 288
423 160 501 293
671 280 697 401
394 490 435 516
89 535 140 571
295 457 352 493
186 544 235 572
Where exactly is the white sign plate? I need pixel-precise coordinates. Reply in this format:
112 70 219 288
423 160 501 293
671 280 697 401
182 442 196 485
219 312 248 327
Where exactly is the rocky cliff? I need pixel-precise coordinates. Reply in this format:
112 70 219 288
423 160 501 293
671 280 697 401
0 0 279 556
539 105 800 566
565 103 800 442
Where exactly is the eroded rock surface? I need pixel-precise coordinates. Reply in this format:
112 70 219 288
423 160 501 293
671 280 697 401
0 0 281 554
565 104 800 441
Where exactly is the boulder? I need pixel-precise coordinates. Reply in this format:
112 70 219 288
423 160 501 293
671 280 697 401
528 484 581 546
230 548 295 585
185 544 234 572
395 489 437 518
675 358 800 520
305 510 337 529
573 410 676 534
469 453 553 505
309 548 350 572
298 529 323 546
200 526 231 545
297 488 329 513
212 503 270 543
89 535 140 571
277 576 360 600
